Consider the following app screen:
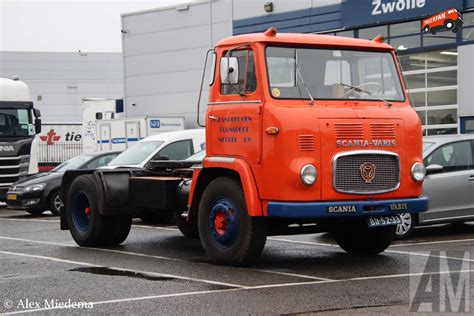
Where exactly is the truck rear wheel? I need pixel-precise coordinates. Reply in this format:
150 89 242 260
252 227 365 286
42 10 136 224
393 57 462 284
334 221 395 255
198 177 267 266
173 210 198 238
66 174 132 247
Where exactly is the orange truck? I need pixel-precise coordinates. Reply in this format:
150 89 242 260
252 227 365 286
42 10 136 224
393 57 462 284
60 28 428 266
422 8 463 34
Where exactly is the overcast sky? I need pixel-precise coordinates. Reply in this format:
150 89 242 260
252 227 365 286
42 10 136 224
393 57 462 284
0 0 191 52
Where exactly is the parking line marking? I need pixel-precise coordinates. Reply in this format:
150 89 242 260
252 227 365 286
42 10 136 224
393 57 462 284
391 238 474 247
0 218 60 223
0 236 332 282
0 250 245 289
4 261 474 315
269 237 337 248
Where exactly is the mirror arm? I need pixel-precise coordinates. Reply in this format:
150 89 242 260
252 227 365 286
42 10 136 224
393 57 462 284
196 48 215 128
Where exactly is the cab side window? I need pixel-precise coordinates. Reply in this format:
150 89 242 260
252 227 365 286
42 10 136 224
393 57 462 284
221 50 257 95
425 141 473 172
156 140 193 160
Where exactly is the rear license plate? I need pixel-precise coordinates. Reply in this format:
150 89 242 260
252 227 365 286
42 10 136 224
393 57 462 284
367 215 401 228
7 194 17 201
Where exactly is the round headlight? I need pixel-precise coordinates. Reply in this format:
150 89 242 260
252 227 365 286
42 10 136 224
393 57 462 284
411 162 426 182
300 164 317 186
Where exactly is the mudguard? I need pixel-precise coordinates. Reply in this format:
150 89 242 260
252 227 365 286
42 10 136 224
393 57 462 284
189 157 263 216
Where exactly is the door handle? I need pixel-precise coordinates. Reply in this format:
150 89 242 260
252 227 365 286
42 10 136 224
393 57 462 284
208 115 218 121
469 175 474 181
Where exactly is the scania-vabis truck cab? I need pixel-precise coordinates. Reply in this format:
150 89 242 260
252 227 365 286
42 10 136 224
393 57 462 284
60 28 428 266
0 78 42 201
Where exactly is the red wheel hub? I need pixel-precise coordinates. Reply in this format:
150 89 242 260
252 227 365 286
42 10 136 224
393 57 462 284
213 211 227 236
84 207 91 215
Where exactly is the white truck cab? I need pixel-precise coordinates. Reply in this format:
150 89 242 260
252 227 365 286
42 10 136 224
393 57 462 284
0 78 42 201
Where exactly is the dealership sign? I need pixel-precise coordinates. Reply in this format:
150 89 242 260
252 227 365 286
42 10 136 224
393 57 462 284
342 0 464 27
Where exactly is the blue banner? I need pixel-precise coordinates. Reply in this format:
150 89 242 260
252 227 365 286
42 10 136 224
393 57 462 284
341 0 464 27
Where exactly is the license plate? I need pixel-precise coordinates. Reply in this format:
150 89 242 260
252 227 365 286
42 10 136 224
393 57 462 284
367 215 401 228
7 194 17 201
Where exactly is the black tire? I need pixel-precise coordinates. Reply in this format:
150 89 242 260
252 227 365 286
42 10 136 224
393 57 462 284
48 190 62 216
173 210 198 238
66 174 131 247
395 213 416 239
444 20 454 29
198 177 267 266
430 28 437 35
27 209 45 216
334 220 396 255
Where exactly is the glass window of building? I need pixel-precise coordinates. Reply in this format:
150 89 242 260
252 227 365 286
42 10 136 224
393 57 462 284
423 30 457 46
390 21 420 37
390 35 421 50
463 11 474 27
400 48 458 135
359 25 388 39
335 30 354 38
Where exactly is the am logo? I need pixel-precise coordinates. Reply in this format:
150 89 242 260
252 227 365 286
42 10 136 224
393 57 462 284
422 8 463 35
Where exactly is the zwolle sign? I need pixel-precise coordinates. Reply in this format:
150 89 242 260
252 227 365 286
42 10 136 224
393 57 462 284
341 0 464 28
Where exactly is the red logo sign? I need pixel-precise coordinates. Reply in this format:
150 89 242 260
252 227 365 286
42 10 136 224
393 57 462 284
39 129 61 145
422 8 463 34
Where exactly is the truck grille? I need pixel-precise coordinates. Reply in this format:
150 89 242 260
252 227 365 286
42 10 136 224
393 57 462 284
333 151 400 194
0 155 29 189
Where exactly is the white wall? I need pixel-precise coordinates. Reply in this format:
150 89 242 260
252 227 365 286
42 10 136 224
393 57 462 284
459 44 474 117
0 52 123 122
122 0 232 128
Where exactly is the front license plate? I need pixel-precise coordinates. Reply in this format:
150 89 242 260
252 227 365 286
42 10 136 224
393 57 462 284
367 215 401 228
7 194 17 201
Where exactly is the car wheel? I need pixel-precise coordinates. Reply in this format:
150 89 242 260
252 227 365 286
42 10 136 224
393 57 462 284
445 20 454 29
423 26 430 33
333 220 396 255
395 213 416 239
198 177 267 266
27 209 45 216
48 191 62 216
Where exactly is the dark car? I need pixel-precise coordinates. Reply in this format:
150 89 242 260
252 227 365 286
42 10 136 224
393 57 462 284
6 151 120 215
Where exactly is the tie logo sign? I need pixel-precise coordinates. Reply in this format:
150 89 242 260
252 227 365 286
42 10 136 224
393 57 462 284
39 129 60 145
372 0 426 15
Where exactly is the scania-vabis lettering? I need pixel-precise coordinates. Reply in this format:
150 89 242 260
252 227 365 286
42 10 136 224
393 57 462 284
60 28 428 266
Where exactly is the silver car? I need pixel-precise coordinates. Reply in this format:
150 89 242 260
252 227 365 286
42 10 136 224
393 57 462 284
396 134 474 238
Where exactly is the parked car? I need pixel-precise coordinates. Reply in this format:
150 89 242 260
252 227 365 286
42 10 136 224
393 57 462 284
6 151 120 216
396 135 474 238
103 129 205 169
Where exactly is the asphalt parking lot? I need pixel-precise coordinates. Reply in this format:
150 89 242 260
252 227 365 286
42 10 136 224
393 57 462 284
1 208 474 315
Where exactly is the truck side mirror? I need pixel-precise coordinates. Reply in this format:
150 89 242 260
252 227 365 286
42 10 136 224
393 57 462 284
34 118 42 134
33 108 41 118
96 112 103 120
220 57 239 85
426 164 444 175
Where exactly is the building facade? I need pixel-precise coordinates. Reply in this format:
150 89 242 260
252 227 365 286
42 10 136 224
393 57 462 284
233 0 474 135
122 0 473 134
0 52 123 122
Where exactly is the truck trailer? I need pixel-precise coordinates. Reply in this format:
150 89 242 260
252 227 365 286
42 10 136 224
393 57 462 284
0 78 42 201
60 29 428 266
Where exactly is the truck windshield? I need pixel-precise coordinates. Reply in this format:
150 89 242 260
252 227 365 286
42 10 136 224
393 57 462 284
266 46 404 102
108 141 164 166
0 108 32 137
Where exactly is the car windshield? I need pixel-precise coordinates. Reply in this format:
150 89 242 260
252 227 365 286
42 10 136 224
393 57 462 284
423 141 435 153
266 46 404 102
107 141 164 166
185 150 206 161
0 108 32 137
52 154 94 172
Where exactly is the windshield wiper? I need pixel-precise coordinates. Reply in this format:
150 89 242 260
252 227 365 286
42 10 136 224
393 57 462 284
339 82 392 107
295 51 314 106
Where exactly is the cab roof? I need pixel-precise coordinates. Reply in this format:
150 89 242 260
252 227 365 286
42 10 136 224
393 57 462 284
216 32 393 51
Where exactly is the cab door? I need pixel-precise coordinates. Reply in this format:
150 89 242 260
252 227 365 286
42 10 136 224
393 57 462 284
208 47 262 165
